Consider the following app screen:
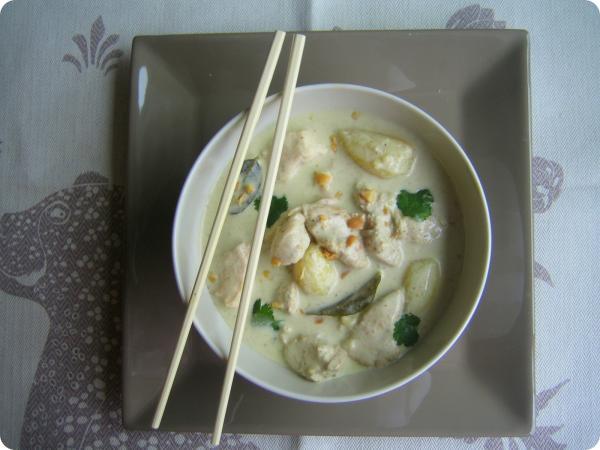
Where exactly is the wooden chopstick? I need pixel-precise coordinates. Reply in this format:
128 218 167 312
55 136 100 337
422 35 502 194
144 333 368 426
211 33 306 446
151 30 286 430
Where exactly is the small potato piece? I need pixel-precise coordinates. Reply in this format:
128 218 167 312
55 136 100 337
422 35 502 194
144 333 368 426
403 258 441 317
293 244 338 296
338 129 416 178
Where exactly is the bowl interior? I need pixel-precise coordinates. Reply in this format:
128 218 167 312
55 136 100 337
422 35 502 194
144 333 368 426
173 84 491 402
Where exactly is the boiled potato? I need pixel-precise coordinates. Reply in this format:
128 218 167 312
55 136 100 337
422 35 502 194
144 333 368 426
403 258 440 317
293 244 338 295
337 129 416 178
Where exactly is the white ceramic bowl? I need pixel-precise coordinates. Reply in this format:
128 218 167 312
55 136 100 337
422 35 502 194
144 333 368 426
172 83 491 403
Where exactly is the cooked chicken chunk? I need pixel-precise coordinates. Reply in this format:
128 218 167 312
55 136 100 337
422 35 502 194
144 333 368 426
355 186 395 214
302 199 369 268
355 187 404 266
210 242 249 308
355 185 444 265
269 211 311 266
278 130 328 182
283 335 347 382
344 289 407 367
363 213 404 266
272 282 301 315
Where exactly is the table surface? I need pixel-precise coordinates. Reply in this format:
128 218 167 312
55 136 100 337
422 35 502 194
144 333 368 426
1 1 599 449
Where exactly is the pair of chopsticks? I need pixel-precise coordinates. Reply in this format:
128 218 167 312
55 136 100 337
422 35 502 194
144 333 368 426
151 30 306 446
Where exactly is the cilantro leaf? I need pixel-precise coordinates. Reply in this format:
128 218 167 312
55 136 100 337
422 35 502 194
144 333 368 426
252 299 282 331
253 195 288 227
393 313 421 347
396 189 434 221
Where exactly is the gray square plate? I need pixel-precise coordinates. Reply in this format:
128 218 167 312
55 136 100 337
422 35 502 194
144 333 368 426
124 30 533 436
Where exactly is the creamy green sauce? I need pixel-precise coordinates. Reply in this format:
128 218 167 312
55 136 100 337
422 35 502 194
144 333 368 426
202 110 464 377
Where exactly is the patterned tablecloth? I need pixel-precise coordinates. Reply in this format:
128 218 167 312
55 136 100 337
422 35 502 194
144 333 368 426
1 1 599 449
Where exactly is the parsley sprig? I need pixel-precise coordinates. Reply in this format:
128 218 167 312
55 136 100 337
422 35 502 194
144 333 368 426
252 299 282 331
253 195 288 227
396 189 434 221
393 313 421 347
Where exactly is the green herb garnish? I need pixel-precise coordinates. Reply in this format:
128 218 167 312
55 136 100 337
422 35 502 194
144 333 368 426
253 195 288 227
396 189 434 221
252 299 282 331
393 313 421 347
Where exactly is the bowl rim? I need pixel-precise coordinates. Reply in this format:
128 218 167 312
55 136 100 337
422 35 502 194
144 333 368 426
172 82 492 403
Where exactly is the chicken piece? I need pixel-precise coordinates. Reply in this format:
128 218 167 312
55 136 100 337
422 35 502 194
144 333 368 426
344 289 407 367
302 199 369 269
357 184 443 245
278 130 328 182
269 211 311 266
210 242 250 308
355 186 404 266
396 211 443 243
362 214 404 266
272 282 301 315
283 335 347 382
355 186 395 215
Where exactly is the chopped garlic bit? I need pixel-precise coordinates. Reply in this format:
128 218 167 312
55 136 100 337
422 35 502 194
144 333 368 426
314 171 333 190
346 215 365 230
236 192 248 205
320 247 338 261
359 189 376 203
330 135 338 152
271 257 282 267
